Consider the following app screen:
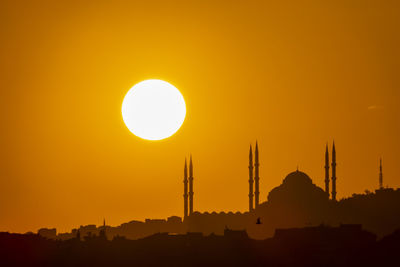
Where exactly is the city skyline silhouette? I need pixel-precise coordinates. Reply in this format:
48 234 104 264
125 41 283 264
1 0 400 234
29 141 399 241
1 1 400 265
1 141 399 266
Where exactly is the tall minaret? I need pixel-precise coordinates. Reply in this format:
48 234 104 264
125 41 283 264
189 155 194 215
183 158 188 219
324 144 330 198
254 141 260 208
379 158 383 189
331 141 337 201
248 145 254 212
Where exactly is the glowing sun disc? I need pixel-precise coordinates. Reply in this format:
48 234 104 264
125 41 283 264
122 79 186 140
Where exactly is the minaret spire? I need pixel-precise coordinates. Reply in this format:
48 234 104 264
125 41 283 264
254 141 260 208
248 145 254 212
325 143 330 198
379 158 383 189
183 158 188 219
189 155 194 215
331 141 337 201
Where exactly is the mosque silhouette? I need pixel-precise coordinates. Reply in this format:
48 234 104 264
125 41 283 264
185 141 337 216
35 141 399 242
182 141 398 239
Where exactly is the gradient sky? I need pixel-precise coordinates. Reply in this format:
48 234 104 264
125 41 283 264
1 0 399 233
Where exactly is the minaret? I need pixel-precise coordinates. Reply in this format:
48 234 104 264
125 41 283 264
379 158 383 189
254 141 260 208
324 144 330 198
248 145 254 212
183 158 188 219
189 155 194 215
99 218 107 239
331 141 337 201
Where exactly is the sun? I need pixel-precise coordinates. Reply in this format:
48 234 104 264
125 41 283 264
121 79 186 140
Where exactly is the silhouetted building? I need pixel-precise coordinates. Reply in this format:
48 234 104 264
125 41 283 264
325 144 330 197
254 141 260 208
248 145 254 212
260 170 330 233
189 155 194 215
145 219 166 224
224 227 249 240
183 158 188 219
166 216 183 233
38 228 57 239
331 141 337 201
379 158 383 189
99 219 107 240
273 224 376 247
185 211 250 235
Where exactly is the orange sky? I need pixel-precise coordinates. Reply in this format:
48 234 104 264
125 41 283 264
1 0 399 233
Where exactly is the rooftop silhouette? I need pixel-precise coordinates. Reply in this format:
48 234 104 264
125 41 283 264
2 224 399 266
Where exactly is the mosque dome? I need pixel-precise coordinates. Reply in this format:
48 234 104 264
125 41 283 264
255 169 331 231
282 170 313 185
267 169 327 205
